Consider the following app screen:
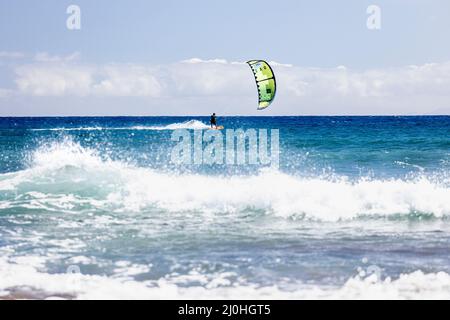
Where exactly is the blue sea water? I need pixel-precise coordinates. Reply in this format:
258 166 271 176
0 116 449 299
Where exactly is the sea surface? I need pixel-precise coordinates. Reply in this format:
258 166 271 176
0 116 449 299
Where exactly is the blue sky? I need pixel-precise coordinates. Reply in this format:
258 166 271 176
1 0 450 115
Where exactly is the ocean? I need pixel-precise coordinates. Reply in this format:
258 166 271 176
0 116 449 299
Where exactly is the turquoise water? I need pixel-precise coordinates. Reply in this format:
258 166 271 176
0 116 449 299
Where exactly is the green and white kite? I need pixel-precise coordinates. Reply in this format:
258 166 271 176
246 60 277 110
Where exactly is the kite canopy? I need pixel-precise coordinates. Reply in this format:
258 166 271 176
246 60 276 110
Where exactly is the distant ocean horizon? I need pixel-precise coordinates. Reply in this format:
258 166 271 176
1 115 449 299
1 114 449 117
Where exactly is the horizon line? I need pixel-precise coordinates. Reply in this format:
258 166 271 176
1 114 449 118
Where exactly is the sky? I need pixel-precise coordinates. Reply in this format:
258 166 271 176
0 0 450 116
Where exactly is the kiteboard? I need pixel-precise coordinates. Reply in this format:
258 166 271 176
211 125 224 130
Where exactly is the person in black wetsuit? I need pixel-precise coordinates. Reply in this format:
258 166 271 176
210 113 217 129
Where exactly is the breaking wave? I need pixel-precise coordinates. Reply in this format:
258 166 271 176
0 140 449 221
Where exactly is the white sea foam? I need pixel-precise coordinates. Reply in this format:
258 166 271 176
132 120 210 130
29 120 210 131
1 141 450 300
32 126 105 131
1 256 450 299
1 140 449 221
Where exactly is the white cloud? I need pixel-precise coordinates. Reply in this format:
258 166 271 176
92 65 162 97
34 52 81 63
269 61 293 68
181 58 228 64
169 60 250 96
15 64 93 96
0 88 13 98
15 63 162 97
280 62 450 99
7 57 450 115
0 51 25 59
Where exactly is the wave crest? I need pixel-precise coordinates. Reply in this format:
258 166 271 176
1 140 449 221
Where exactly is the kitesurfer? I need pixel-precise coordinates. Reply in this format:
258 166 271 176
210 113 217 129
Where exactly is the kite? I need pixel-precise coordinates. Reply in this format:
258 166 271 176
246 60 276 110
